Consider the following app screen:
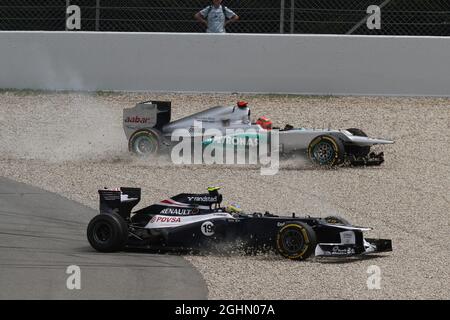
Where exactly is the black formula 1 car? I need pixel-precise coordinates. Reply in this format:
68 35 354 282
87 187 392 260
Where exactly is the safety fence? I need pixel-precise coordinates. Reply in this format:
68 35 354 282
0 0 448 36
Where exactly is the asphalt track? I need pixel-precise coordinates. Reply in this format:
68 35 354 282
0 177 208 299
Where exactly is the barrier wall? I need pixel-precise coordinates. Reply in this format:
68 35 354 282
1 31 449 96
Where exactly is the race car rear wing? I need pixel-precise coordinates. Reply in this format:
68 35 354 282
98 187 141 220
123 101 171 140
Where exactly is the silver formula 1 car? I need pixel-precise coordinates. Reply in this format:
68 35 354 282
123 101 394 166
87 187 392 260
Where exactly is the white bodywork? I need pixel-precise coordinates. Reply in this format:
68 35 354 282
123 102 394 152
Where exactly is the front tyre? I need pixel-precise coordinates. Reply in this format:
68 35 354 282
307 135 344 166
128 130 160 156
87 213 128 252
276 222 317 260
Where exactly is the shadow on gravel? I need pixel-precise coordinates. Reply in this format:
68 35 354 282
86 247 392 264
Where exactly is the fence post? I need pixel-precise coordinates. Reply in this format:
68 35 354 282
290 0 295 33
279 0 285 33
95 0 100 31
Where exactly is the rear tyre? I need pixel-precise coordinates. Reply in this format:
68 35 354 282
307 135 345 166
276 222 317 260
129 130 160 156
87 213 128 252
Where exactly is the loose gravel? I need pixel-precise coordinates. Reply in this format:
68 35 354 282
0 90 449 299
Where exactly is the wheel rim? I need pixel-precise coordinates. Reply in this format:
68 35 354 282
282 229 304 254
93 223 111 244
312 141 335 164
133 135 157 155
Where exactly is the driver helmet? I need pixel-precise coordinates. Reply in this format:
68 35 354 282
207 186 221 193
256 116 272 130
225 203 242 214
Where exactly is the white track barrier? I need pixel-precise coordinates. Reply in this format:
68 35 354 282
1 31 449 96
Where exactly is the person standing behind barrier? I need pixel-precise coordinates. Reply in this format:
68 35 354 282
194 0 239 33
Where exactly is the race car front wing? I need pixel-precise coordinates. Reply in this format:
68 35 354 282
315 238 392 257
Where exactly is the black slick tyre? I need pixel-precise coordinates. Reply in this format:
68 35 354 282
307 135 345 166
276 222 317 260
128 130 160 156
87 213 128 252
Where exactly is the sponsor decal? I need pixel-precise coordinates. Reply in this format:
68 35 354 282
151 216 181 223
276 222 285 227
187 196 218 202
332 246 355 255
125 116 152 124
145 213 229 229
212 135 259 147
340 231 356 245
160 208 193 215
